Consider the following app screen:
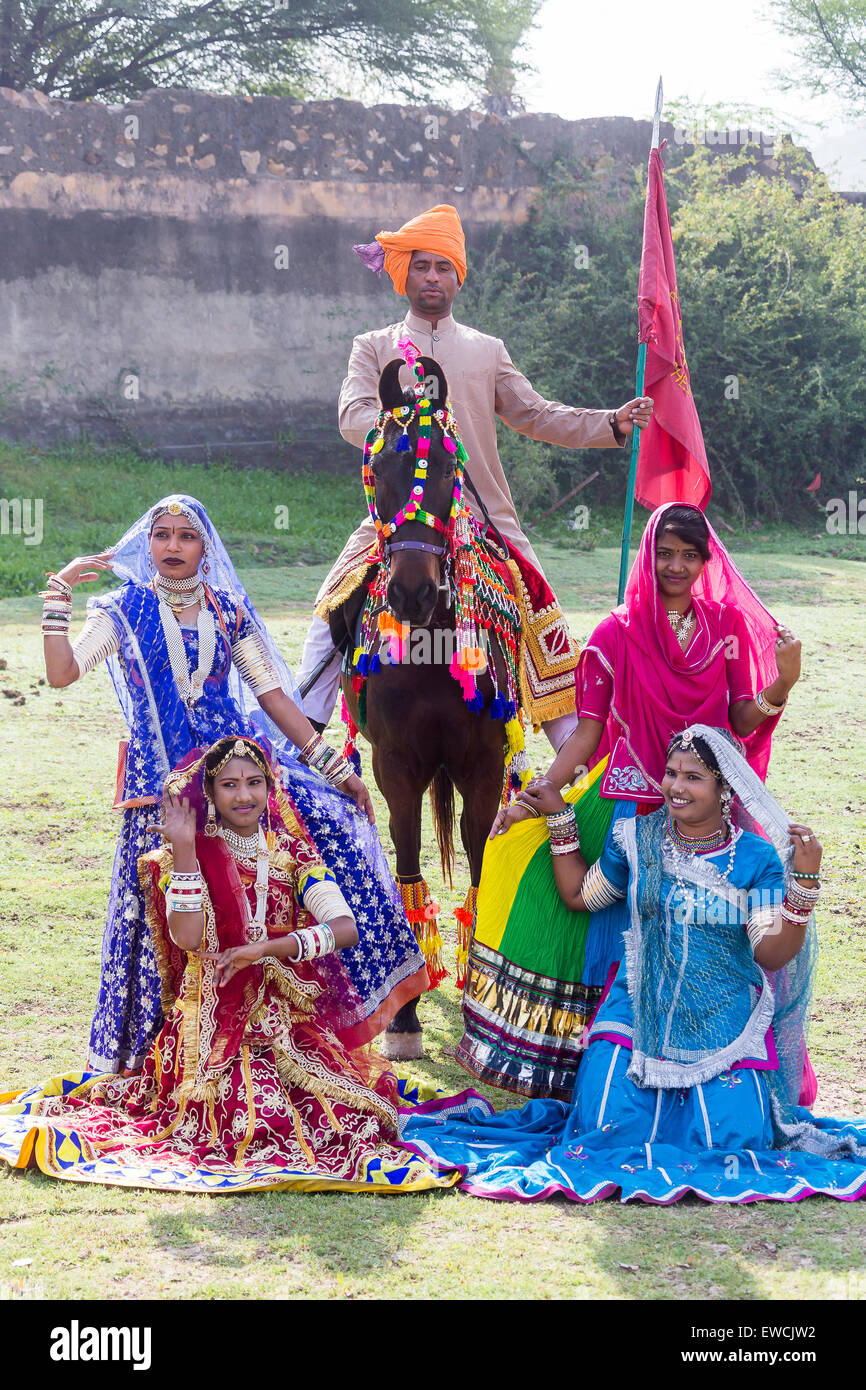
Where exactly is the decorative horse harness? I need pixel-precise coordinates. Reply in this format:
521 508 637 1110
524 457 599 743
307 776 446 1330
351 339 532 799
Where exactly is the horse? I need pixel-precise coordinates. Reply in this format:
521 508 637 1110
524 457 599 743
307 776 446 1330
328 352 515 1059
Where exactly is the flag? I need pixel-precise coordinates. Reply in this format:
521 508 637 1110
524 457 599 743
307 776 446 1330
635 146 711 511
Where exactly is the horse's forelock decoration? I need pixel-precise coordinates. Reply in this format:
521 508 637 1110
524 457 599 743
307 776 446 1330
349 338 532 802
362 337 464 543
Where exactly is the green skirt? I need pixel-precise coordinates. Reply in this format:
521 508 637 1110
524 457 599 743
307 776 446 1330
457 759 620 1101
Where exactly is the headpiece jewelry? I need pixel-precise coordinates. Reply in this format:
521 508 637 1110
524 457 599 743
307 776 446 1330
148 498 209 553
205 736 271 781
671 727 721 779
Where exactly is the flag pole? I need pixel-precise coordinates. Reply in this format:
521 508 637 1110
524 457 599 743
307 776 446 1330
616 75 664 605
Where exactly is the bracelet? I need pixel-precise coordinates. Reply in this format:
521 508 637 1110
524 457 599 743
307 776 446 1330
292 923 337 961
41 587 72 635
551 839 581 857
323 755 352 786
780 905 812 926
298 732 331 771
756 689 786 717
299 733 351 786
45 572 72 597
545 809 574 828
785 882 821 901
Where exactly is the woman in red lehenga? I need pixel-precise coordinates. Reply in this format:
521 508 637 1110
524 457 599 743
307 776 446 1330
0 736 451 1195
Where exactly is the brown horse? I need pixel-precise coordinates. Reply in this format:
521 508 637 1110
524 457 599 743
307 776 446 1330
329 355 509 1058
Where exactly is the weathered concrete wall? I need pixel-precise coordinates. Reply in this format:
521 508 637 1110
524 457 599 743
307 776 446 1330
0 86 804 467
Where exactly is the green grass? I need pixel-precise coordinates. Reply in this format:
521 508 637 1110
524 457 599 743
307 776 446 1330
1 457 865 1301
1 441 864 599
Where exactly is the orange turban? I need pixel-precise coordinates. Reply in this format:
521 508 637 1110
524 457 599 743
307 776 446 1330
372 204 467 295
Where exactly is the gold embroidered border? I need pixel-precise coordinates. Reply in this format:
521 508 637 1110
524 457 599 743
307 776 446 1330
271 1044 396 1134
313 552 378 620
138 848 177 1016
234 1045 257 1165
505 560 580 729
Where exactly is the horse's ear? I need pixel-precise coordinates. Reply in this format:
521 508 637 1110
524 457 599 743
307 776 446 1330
417 357 449 409
378 355 450 410
378 359 407 410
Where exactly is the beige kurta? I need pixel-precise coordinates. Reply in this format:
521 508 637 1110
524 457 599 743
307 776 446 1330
319 309 624 601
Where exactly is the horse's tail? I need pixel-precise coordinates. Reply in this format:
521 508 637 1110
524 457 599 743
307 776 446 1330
429 766 455 888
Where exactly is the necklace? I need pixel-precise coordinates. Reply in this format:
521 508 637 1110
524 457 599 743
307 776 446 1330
220 825 269 937
664 819 738 923
156 588 216 708
667 816 728 854
220 826 260 857
666 608 694 645
155 572 207 613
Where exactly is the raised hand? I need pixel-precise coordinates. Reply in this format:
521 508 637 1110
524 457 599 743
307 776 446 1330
788 824 822 877
774 624 802 689
145 791 197 851
54 550 115 588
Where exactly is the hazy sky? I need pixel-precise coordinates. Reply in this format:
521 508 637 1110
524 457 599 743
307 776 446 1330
518 0 866 190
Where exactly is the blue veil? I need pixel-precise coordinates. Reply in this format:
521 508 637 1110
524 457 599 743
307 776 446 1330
102 493 303 749
625 723 822 1147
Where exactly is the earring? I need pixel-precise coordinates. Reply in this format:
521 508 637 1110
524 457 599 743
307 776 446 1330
720 783 734 830
204 795 218 837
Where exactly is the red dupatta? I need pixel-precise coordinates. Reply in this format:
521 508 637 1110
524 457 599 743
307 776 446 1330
139 740 361 1097
582 505 782 802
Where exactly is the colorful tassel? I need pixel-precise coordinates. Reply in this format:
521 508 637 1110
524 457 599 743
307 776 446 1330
397 878 448 989
454 885 478 990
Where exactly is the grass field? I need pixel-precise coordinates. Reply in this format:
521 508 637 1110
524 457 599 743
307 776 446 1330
1 455 865 1301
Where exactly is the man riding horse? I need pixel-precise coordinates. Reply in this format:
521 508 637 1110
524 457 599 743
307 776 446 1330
298 202 654 752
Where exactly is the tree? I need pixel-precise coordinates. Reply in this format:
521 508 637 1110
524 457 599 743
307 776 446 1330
769 0 866 116
0 0 541 105
459 144 866 521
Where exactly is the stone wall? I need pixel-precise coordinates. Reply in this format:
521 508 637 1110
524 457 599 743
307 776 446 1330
0 86 807 468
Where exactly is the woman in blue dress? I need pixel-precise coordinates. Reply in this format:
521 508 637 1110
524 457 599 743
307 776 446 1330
41 495 427 1073
400 726 866 1204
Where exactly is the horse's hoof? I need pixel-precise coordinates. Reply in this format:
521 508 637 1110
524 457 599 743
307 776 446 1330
379 1031 425 1061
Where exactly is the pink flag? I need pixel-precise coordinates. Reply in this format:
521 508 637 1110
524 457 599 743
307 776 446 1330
636 146 711 511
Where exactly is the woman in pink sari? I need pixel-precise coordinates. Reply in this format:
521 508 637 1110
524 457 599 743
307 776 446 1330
496 502 802 821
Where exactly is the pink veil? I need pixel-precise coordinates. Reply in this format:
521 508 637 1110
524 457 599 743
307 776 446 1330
585 505 782 790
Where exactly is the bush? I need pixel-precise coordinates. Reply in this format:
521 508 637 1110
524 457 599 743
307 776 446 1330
460 145 866 522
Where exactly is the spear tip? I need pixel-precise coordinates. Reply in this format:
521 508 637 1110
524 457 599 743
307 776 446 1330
651 75 664 150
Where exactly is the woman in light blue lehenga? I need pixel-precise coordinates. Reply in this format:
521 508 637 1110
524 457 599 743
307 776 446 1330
400 726 866 1204
42 495 427 1073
